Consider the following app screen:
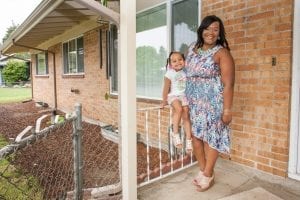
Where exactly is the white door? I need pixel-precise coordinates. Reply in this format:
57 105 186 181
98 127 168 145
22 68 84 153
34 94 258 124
288 0 300 181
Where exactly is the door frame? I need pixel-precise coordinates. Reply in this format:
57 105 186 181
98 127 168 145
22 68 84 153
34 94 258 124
288 0 300 181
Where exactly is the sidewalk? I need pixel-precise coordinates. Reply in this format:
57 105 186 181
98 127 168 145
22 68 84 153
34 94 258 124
138 159 300 200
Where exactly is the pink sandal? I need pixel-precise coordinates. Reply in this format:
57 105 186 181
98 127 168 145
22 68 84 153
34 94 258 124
171 133 182 148
195 174 214 192
192 170 203 186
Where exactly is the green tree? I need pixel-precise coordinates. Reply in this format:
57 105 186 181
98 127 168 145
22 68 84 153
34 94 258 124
2 60 29 84
2 22 18 44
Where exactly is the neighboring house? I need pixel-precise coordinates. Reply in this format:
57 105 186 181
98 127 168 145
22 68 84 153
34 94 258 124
1 0 300 184
0 55 30 85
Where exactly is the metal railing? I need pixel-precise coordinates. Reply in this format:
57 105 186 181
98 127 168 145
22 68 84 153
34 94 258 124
136 105 196 187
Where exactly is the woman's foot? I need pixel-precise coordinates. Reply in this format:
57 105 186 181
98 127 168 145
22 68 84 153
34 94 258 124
192 170 203 186
195 174 214 192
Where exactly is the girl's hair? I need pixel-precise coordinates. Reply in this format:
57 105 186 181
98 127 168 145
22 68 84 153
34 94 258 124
195 15 230 50
165 51 185 70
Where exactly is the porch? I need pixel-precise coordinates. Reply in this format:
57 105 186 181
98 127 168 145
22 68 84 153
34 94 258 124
138 158 300 200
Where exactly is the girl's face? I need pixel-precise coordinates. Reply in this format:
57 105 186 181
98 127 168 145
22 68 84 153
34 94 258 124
202 21 220 48
170 53 185 71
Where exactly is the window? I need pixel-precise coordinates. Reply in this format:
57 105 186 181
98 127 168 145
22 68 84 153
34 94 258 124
136 4 167 98
110 0 198 99
63 36 84 74
172 0 198 52
109 24 118 94
36 53 48 75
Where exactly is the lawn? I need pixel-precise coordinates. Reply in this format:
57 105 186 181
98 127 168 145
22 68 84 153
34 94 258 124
0 88 31 103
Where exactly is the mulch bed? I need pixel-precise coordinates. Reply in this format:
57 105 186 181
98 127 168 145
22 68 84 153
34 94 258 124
0 101 174 199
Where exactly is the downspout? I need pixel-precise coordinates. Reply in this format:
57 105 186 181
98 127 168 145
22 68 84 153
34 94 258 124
12 39 57 109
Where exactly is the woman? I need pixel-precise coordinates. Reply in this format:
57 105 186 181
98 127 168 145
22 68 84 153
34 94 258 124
185 15 235 192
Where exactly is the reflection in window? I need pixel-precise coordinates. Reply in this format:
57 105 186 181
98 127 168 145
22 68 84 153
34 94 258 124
36 53 48 75
63 36 84 74
136 4 167 98
172 0 198 52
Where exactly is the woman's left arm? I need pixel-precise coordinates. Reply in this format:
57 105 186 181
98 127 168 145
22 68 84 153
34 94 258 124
218 48 235 124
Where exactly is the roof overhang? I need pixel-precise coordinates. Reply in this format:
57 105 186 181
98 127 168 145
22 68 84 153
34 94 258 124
1 0 120 54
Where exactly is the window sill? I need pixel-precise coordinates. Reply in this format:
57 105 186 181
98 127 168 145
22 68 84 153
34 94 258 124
62 74 85 78
108 93 161 104
35 75 49 78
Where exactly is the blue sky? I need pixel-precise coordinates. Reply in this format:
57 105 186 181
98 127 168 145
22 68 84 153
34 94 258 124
0 0 41 41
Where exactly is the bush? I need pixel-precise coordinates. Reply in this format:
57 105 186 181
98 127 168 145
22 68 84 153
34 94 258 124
2 60 29 84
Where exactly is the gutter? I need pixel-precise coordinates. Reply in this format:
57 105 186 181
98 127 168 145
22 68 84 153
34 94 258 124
12 40 58 109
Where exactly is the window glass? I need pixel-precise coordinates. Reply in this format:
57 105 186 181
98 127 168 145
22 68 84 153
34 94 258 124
109 0 198 99
136 4 167 98
63 36 84 74
36 53 48 75
172 0 198 52
110 24 118 93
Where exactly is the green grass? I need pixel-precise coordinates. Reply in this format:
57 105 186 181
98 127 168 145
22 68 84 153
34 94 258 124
0 135 43 199
0 88 31 103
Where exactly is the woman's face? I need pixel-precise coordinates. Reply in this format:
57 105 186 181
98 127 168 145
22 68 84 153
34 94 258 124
202 21 220 47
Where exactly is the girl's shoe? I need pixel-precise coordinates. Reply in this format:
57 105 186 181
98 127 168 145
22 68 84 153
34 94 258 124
171 133 182 148
195 174 215 192
186 139 193 153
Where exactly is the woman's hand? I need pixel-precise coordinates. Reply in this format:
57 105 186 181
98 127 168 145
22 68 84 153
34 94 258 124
222 109 232 125
222 113 232 125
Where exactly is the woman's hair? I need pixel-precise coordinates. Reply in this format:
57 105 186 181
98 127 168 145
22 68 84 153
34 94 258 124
165 51 185 70
195 15 230 50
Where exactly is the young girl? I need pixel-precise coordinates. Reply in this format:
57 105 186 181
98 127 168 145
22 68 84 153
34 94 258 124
161 51 192 153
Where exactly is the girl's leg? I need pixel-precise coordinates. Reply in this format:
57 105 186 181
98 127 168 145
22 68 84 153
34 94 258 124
171 100 183 134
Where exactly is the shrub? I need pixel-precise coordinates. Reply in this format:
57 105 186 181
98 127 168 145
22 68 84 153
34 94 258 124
2 60 29 84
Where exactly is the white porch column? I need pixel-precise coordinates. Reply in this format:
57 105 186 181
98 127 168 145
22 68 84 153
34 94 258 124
289 0 300 180
119 0 137 199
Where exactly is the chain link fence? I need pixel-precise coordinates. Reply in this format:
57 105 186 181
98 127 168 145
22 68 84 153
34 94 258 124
0 102 121 200
0 101 196 199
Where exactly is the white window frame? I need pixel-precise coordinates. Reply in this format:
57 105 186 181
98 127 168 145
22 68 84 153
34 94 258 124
36 52 48 75
62 36 84 75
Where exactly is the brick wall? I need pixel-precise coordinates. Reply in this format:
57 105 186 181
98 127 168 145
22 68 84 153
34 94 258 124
32 28 119 125
202 0 292 176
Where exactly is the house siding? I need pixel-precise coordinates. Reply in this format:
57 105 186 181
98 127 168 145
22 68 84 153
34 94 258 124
30 0 294 178
201 0 292 177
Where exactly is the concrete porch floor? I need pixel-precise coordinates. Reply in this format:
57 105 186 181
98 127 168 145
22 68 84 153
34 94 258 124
138 159 300 200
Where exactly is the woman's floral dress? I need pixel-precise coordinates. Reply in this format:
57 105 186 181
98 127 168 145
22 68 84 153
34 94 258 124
185 43 230 154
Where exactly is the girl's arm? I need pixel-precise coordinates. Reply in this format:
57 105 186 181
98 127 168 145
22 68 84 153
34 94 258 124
161 77 171 108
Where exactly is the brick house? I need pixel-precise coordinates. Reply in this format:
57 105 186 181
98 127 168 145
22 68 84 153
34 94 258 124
1 0 299 184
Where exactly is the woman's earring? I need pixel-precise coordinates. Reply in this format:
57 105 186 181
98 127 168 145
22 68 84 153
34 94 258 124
217 36 220 40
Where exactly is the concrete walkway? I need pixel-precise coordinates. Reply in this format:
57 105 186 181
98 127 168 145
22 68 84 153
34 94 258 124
138 159 300 200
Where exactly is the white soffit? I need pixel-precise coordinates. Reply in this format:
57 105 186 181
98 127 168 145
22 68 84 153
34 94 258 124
1 0 120 54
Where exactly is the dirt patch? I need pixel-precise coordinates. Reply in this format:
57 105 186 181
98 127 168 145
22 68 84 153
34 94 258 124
0 101 171 198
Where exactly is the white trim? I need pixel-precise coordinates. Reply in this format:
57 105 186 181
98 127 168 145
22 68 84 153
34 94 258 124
120 0 137 199
74 0 120 26
288 0 300 181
